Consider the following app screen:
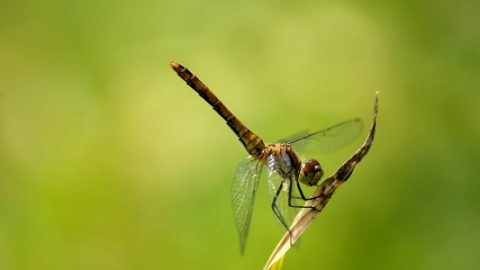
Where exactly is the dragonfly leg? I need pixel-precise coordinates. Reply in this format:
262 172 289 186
271 180 293 236
289 180 331 201
272 181 297 247
287 180 331 212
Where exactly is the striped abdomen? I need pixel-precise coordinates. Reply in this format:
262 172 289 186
170 62 265 157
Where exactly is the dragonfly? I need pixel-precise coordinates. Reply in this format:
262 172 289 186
170 62 363 254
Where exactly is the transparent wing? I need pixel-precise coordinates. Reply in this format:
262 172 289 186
280 118 363 155
231 155 264 254
267 171 302 231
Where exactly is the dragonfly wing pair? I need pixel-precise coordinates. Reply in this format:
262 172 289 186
231 156 263 254
280 118 363 155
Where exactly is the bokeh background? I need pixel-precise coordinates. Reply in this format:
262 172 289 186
1 0 479 269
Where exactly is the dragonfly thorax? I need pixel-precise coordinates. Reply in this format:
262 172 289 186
263 143 301 179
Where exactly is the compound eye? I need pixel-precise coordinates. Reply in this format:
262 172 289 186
299 159 324 186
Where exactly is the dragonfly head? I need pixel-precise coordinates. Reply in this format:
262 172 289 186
299 159 323 186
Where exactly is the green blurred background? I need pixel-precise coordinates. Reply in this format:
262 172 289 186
1 0 479 269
